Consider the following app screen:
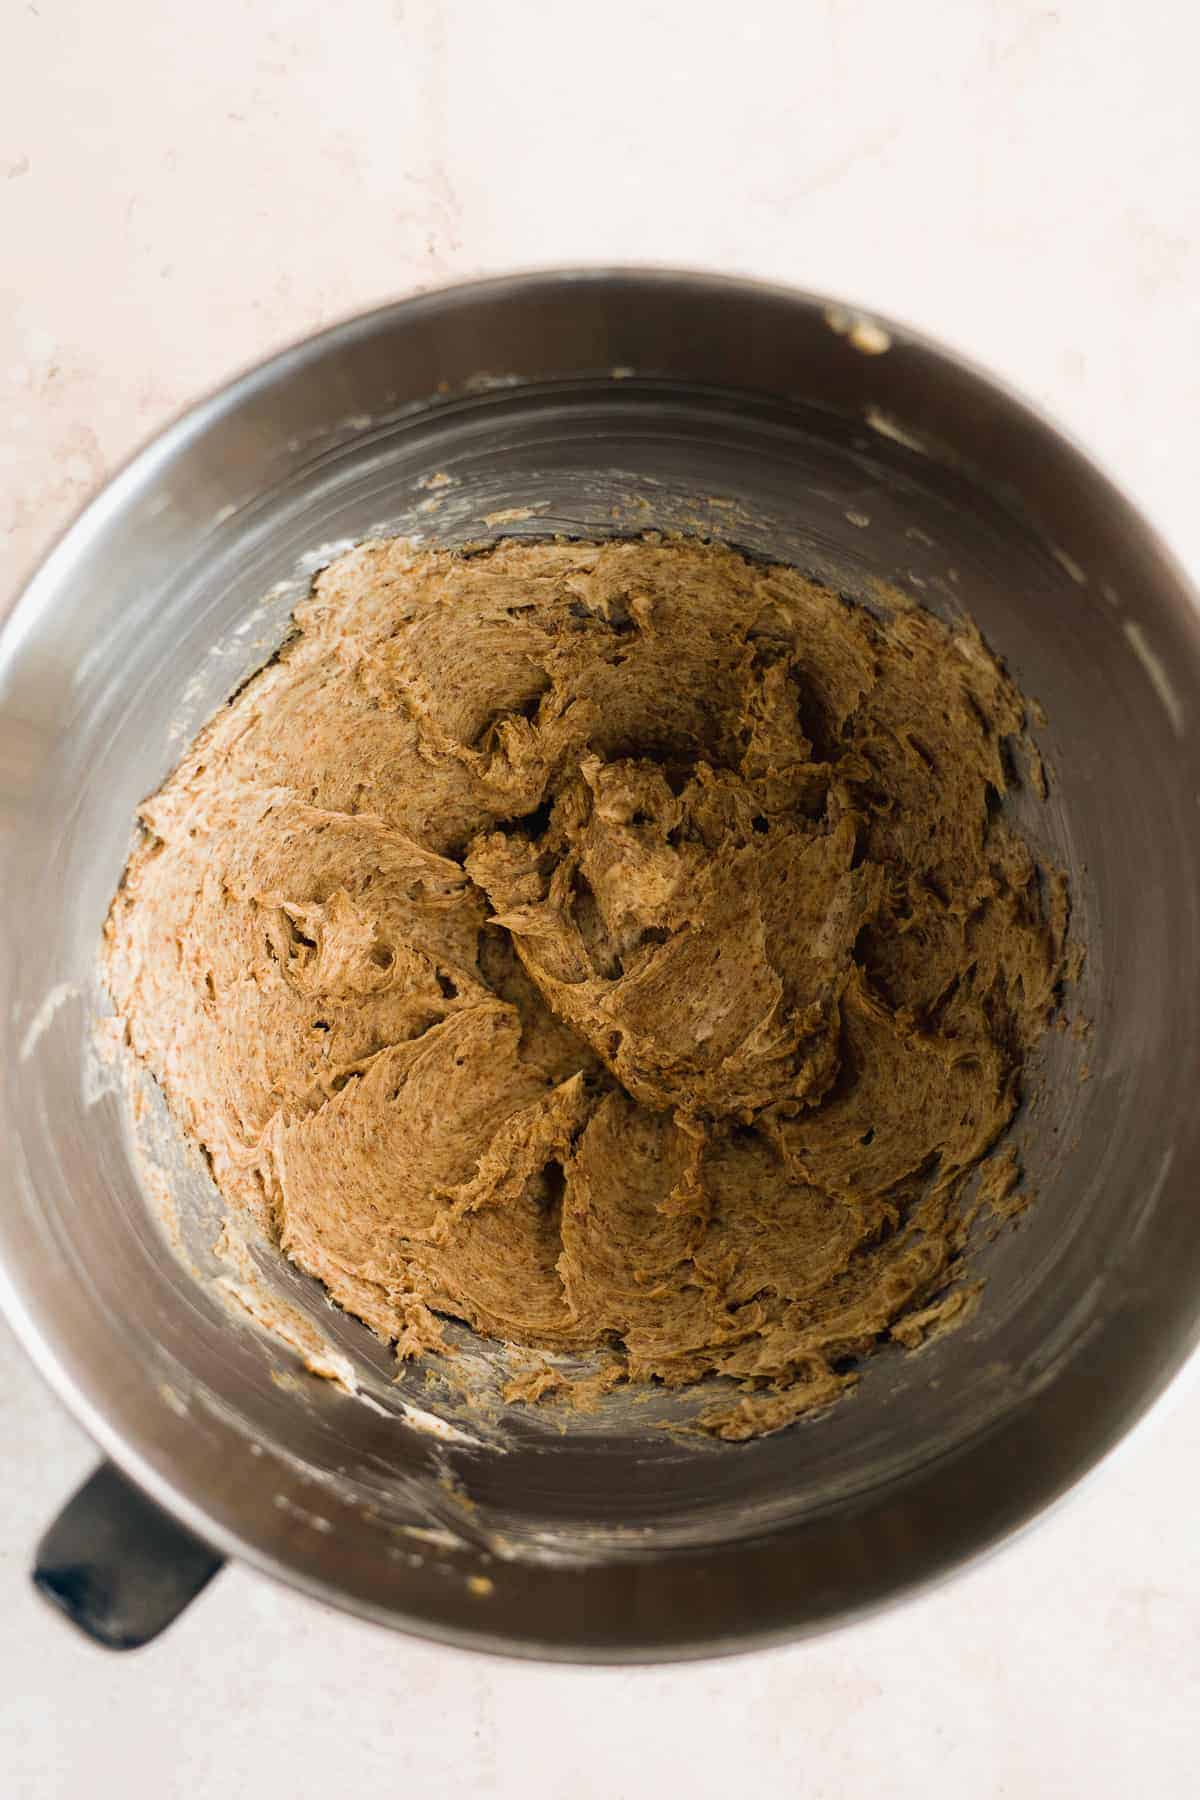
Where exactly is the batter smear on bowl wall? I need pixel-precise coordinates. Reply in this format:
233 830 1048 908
104 535 1069 1438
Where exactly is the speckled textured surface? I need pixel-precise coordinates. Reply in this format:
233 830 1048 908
3 2 1200 1795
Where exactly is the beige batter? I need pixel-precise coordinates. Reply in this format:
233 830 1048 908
104 537 1066 1438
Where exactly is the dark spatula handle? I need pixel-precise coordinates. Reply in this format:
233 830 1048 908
33 1461 225 1649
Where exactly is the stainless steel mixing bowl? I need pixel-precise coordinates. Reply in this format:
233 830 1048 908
2 270 1199 1660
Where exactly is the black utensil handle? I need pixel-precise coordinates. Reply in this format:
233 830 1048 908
33 1461 225 1649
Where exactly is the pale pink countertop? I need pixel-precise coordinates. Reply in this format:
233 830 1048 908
3 3 1199 1796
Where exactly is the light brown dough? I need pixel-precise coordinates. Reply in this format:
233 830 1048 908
104 537 1067 1437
